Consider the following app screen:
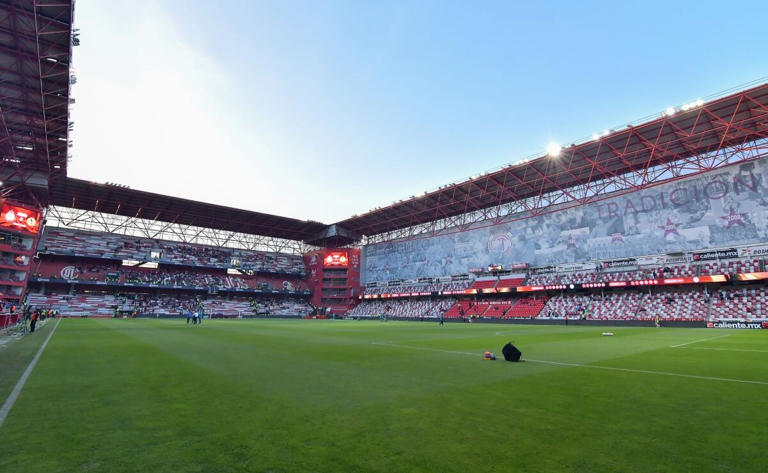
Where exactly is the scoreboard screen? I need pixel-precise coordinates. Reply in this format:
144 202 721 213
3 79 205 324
324 251 348 267
0 203 41 234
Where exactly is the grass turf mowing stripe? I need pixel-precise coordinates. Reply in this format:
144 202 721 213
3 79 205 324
0 318 60 429
371 341 478 356
372 340 768 386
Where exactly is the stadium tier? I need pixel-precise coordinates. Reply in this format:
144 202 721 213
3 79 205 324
710 287 768 319
39 227 306 275
26 291 313 318
347 298 457 318
354 246 768 322
30 259 309 294
496 276 526 289
541 289 714 321
352 283 768 322
362 279 471 296
470 278 497 290
21 227 314 318
526 258 764 286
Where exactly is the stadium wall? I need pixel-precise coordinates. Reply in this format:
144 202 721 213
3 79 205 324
363 158 768 282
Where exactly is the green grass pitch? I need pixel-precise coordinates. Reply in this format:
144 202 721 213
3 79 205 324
0 318 766 473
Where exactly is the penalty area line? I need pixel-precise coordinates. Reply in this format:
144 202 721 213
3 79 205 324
523 358 768 386
0 318 61 429
669 334 732 348
371 340 768 386
674 346 768 354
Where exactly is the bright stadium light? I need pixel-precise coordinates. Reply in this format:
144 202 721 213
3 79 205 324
665 106 676 116
546 142 561 158
681 99 705 111
592 133 600 141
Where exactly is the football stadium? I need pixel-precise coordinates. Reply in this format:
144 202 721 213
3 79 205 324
1 2 767 472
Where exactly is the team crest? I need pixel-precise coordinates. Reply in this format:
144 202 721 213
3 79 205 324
487 233 513 253
60 266 80 280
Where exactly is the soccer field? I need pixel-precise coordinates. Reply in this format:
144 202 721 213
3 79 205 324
0 319 766 473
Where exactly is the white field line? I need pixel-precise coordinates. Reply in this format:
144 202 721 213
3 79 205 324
675 346 768 354
669 334 732 348
371 340 768 386
522 358 768 386
0 318 61 429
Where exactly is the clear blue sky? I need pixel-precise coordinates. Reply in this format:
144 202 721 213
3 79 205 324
69 0 768 223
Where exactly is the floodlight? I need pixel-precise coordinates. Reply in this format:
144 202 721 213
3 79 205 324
546 142 561 158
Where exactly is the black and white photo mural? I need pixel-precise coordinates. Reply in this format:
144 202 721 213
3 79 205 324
362 158 768 282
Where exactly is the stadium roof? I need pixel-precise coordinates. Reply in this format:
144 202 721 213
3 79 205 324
335 81 768 237
0 0 73 202
49 177 328 241
32 81 768 245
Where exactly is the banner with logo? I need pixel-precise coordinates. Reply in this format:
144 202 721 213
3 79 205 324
738 245 768 258
636 256 665 266
663 255 689 264
602 258 637 269
692 248 738 261
557 262 596 272
707 321 765 329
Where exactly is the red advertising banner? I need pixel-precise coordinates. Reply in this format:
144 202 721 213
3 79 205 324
733 272 768 281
